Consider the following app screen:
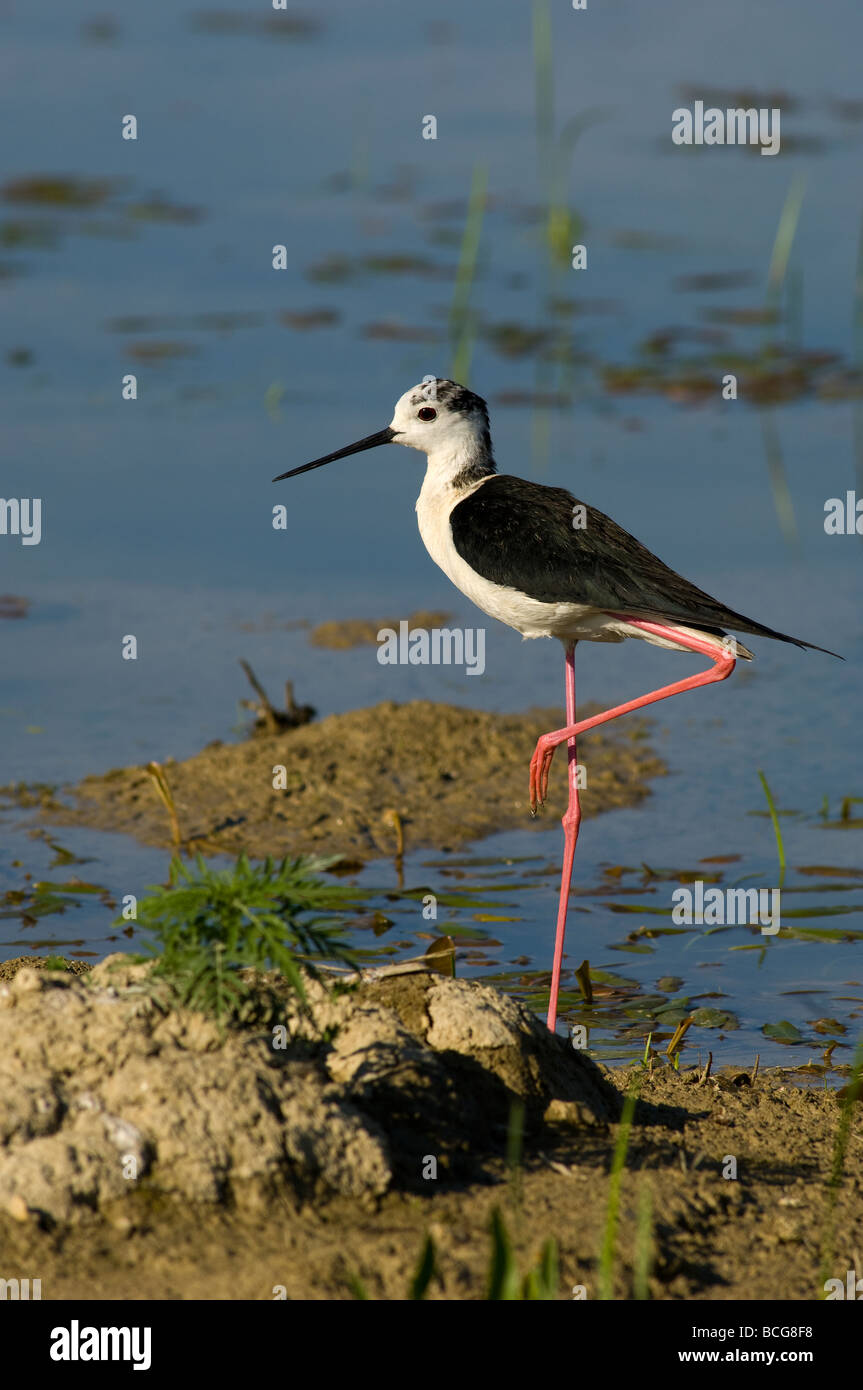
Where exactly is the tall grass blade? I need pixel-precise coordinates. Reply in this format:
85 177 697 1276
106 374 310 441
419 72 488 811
532 0 554 194
598 1075 641 1298
633 1184 654 1300
487 1207 522 1300
449 164 487 385
506 1098 525 1210
759 412 800 558
757 769 787 882
819 1040 863 1295
766 174 807 306
409 1234 438 1299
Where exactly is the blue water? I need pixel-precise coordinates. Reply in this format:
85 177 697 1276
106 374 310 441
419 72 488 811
1 0 861 1066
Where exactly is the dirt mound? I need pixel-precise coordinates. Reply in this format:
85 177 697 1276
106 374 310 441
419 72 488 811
1 961 860 1300
0 957 619 1229
24 699 664 860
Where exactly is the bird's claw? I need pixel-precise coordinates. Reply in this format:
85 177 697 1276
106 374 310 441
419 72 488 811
529 736 555 815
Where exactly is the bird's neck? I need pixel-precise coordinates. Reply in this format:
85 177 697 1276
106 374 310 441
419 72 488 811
424 440 497 495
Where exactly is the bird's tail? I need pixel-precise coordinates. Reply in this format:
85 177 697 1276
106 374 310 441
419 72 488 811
719 614 842 660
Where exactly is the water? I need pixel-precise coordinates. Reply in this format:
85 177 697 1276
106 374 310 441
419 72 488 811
1 0 861 1067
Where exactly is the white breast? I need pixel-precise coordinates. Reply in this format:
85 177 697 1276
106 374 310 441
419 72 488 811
415 471 616 642
414 468 729 654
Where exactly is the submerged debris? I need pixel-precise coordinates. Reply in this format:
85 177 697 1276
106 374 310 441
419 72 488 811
238 660 315 735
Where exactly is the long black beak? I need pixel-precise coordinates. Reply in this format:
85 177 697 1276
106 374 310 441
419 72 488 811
272 426 396 482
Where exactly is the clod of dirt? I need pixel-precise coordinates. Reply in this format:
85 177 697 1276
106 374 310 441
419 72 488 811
31 700 664 860
0 957 619 1228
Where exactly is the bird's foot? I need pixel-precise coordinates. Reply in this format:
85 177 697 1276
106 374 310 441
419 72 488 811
529 735 556 814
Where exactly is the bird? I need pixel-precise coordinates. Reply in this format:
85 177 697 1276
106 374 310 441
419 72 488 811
274 378 840 1032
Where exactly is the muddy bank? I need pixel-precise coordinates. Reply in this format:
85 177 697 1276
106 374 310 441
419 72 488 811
23 700 664 860
0 956 860 1300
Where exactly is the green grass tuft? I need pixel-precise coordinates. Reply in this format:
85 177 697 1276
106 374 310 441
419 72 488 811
125 852 355 1026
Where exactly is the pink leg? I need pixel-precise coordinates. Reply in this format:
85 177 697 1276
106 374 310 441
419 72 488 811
536 620 737 1031
547 642 581 1032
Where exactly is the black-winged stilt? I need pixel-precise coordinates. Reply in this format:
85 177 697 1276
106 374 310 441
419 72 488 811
274 379 839 1032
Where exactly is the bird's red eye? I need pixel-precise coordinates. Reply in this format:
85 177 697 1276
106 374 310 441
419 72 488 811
417 407 437 421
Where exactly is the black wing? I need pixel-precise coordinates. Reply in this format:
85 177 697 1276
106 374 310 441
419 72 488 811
449 475 837 655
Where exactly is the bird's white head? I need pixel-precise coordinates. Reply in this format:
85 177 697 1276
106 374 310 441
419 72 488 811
388 379 492 463
273 378 495 487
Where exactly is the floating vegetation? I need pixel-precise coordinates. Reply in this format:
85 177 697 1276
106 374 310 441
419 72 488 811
361 320 441 342
280 308 340 331
126 195 202 225
80 17 121 44
5 832 858 1065
188 10 322 39
701 306 779 326
0 219 60 249
799 865 863 879
0 595 30 619
305 253 446 283
609 228 688 253
675 84 802 114
108 312 263 334
1 875 114 927
673 270 756 293
827 97 863 123
763 1019 804 1044
481 321 557 359
2 176 118 207
469 850 863 1065
0 173 205 282
124 340 198 362
546 294 618 317
641 326 727 356
819 797 863 830
493 388 570 409
601 345 863 405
